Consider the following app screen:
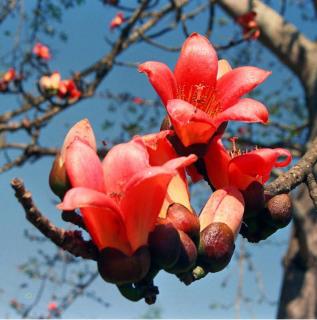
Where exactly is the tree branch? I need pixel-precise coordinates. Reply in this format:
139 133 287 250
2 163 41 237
11 178 98 261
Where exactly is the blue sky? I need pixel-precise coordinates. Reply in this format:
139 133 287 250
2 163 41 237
0 1 313 318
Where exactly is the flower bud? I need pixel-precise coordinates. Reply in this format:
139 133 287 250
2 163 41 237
198 222 235 273
266 193 292 228
49 152 71 199
242 181 265 217
239 215 278 243
148 219 181 269
167 203 200 245
97 246 151 285
165 230 197 274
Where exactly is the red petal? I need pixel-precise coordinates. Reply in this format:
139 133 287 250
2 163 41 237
174 33 218 104
216 67 271 110
121 167 175 253
228 148 292 189
141 130 177 165
167 99 217 146
57 187 120 213
138 61 177 106
204 136 230 189
102 139 149 195
58 188 131 254
199 187 244 237
61 119 96 161
65 139 104 192
213 98 269 126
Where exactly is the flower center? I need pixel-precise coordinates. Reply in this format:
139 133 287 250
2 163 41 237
228 136 258 158
177 83 222 118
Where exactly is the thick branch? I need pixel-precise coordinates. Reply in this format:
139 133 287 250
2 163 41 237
11 178 98 261
265 137 317 195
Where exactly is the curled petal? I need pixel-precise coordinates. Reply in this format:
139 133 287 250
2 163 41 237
174 33 218 102
229 148 292 189
138 61 177 106
65 139 104 192
216 66 271 110
103 139 150 195
213 98 269 127
167 99 217 147
199 187 245 237
204 136 231 189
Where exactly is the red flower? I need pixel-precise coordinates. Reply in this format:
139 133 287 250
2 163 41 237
110 12 125 30
133 97 144 105
58 121 196 256
32 42 51 60
236 11 260 40
0 68 16 91
58 79 81 101
48 301 58 311
139 33 270 147
204 135 292 191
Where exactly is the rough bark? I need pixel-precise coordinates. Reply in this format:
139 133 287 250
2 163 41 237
216 0 317 318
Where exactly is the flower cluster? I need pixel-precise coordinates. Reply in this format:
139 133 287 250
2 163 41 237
50 33 292 303
39 72 81 101
236 11 260 40
33 42 51 60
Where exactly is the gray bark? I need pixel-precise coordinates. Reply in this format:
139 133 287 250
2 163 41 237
216 0 317 318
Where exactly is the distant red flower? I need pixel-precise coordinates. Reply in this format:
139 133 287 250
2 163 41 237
204 135 292 191
110 12 125 29
236 11 260 40
0 68 16 92
139 33 269 147
39 72 61 93
133 97 144 105
33 42 51 60
48 301 58 311
58 79 81 101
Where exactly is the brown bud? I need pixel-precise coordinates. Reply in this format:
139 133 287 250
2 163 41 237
49 153 71 199
242 181 265 216
167 203 200 245
239 215 278 243
165 230 197 274
198 222 235 273
266 194 292 228
97 246 150 285
148 219 181 269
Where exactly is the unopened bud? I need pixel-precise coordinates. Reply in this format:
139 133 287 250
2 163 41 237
198 222 235 273
97 246 150 285
165 230 197 274
148 219 181 269
167 203 200 245
242 181 265 216
266 194 292 228
49 152 71 199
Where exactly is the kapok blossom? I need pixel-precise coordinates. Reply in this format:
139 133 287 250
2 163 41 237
39 72 81 101
58 120 196 256
33 42 51 60
110 12 125 29
58 79 81 101
204 135 292 191
139 33 270 147
0 68 16 91
39 72 61 93
47 301 58 311
236 11 260 40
